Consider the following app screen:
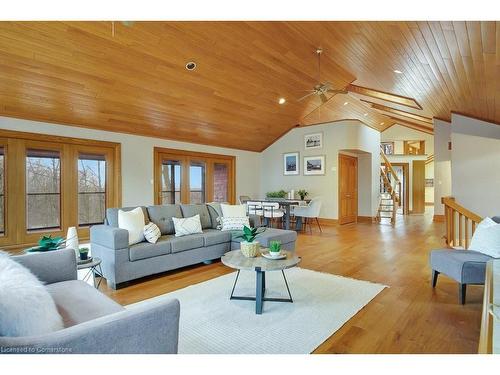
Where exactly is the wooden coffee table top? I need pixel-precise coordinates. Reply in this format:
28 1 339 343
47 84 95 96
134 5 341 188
221 250 300 272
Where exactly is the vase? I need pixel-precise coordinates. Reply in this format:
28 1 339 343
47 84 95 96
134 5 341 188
240 241 260 257
66 226 79 259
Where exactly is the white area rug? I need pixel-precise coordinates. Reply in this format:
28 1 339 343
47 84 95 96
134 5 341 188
146 267 386 354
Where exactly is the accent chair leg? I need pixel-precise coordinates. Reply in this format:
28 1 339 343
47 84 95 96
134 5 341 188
315 217 322 233
459 283 466 305
431 270 439 288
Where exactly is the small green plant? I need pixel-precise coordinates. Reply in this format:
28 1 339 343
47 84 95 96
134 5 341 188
269 240 282 253
38 235 65 251
266 190 288 198
79 247 90 260
236 226 266 243
298 189 308 200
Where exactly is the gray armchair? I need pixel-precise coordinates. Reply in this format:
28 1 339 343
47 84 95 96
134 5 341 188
0 249 180 354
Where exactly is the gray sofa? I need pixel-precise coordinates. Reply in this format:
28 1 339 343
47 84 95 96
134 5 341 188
90 203 297 289
0 249 180 354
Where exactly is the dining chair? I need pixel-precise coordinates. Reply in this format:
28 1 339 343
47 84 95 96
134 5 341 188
261 202 285 228
246 201 264 227
293 197 323 233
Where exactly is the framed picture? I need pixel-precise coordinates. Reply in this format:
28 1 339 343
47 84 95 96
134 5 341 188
303 155 325 175
304 132 323 150
283 152 299 175
381 142 394 155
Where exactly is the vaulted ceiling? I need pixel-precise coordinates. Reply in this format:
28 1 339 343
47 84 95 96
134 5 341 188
0 21 497 151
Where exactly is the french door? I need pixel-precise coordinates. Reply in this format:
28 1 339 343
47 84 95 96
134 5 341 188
154 148 235 205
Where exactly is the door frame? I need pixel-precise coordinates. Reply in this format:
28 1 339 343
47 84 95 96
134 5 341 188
338 153 358 225
384 162 410 215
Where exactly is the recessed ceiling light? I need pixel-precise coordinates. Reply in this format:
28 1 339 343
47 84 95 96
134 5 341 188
185 61 197 71
380 122 385 125
278 98 286 105
394 70 402 74
364 113 368 116
343 102 348 106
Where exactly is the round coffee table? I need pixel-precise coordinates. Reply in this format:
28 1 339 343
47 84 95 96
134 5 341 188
221 249 301 314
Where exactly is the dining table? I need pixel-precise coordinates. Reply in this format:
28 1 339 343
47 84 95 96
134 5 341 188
249 198 309 231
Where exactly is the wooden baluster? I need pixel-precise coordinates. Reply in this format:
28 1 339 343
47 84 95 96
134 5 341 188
445 206 450 246
472 221 477 236
451 209 456 247
458 213 463 248
465 217 469 249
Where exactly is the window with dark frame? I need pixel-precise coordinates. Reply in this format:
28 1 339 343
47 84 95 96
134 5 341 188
161 160 182 204
78 153 107 226
26 149 61 231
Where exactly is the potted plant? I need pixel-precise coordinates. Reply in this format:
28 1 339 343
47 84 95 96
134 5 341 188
79 247 90 261
26 235 65 253
266 190 288 199
237 226 266 258
298 189 308 201
268 240 282 258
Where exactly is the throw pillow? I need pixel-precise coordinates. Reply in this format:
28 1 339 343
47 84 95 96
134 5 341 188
172 214 203 237
220 216 250 231
0 252 64 337
221 203 247 218
469 217 500 258
118 207 146 245
143 222 161 244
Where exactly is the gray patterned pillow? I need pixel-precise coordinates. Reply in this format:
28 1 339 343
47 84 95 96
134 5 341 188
143 222 161 243
220 216 250 231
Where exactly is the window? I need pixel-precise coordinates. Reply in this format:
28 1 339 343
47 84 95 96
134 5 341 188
78 153 107 226
154 148 235 205
0 147 4 235
189 161 206 204
0 130 120 248
161 160 182 204
213 162 229 202
26 149 61 231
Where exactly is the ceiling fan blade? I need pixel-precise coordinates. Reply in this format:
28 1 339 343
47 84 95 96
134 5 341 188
320 93 328 103
327 89 348 94
297 92 316 102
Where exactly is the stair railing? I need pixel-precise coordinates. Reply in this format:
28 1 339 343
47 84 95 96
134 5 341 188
441 196 482 249
379 146 402 224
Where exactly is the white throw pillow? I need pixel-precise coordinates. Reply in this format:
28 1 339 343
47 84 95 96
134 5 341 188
220 216 250 231
0 252 64 337
221 204 247 218
143 222 161 244
469 217 500 258
172 215 203 237
118 207 146 245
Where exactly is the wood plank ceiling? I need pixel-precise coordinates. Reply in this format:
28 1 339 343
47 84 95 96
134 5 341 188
0 21 498 151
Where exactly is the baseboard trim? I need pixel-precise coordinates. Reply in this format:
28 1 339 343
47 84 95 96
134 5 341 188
317 218 338 226
433 215 445 222
357 216 375 223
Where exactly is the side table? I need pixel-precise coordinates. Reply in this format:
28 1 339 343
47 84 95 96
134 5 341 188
77 257 103 289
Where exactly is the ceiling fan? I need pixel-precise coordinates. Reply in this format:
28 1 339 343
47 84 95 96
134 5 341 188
297 47 348 104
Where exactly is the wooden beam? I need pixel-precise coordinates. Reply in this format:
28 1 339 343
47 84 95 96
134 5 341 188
360 100 433 124
347 84 423 110
390 118 434 135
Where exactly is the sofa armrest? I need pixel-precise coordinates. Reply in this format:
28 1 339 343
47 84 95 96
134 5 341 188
0 297 180 354
13 248 77 285
90 225 129 249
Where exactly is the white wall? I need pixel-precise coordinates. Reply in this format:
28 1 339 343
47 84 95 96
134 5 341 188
433 118 452 216
451 113 500 217
260 121 381 219
0 116 262 207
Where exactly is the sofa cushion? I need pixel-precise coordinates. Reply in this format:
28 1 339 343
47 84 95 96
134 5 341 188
430 249 492 284
165 234 205 254
129 236 172 261
207 203 223 229
203 229 232 247
180 204 212 229
46 280 124 328
231 228 297 247
106 206 149 228
147 205 182 235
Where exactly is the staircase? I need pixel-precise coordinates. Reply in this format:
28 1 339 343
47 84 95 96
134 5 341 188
377 147 401 225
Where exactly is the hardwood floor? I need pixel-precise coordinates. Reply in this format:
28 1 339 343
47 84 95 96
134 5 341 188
98 208 483 354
